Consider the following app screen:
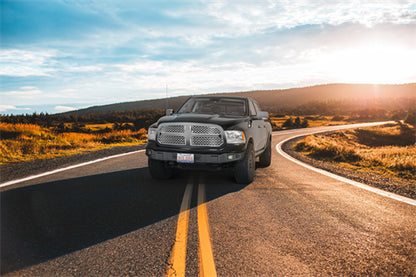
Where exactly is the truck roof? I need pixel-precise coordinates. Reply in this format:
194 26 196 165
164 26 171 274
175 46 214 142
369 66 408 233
188 95 251 100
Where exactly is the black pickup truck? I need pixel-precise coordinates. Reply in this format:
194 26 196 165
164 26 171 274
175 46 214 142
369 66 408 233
145 96 272 184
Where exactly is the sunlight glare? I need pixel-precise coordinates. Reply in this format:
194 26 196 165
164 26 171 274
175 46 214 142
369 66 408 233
320 43 416 84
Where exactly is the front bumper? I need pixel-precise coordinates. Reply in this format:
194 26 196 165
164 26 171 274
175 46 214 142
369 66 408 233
146 149 245 164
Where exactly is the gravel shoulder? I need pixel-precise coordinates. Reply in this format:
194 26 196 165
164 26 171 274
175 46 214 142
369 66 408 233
282 136 416 200
0 144 146 183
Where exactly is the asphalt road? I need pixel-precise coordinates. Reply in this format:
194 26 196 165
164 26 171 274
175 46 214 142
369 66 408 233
1 124 415 276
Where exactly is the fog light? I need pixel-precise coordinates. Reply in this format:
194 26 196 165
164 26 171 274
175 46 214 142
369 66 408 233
228 154 234 160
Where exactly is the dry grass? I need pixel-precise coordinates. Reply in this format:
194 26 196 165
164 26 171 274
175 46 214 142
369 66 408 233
270 115 350 130
0 123 147 163
295 123 416 179
84 123 114 131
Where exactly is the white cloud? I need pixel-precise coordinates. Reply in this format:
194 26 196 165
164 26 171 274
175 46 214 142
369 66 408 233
59 88 77 93
203 1 416 36
1 87 43 96
0 49 56 63
54 105 77 112
2 1 415 110
20 86 38 90
0 105 18 112
0 65 53 77
66 65 103 72
114 60 171 74
104 29 416 97
0 105 31 112
0 49 57 77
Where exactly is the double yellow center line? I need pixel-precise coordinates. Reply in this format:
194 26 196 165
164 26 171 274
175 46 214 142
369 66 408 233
167 176 217 277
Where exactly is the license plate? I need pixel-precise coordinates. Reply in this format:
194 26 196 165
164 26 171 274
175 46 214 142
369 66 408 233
177 153 194 163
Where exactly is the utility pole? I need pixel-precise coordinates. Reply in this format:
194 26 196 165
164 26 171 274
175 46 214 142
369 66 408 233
165 83 169 110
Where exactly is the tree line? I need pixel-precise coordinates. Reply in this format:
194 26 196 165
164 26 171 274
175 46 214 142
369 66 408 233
1 106 414 134
0 109 165 133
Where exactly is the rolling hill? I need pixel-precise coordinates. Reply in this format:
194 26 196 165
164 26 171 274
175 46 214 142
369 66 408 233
66 83 416 115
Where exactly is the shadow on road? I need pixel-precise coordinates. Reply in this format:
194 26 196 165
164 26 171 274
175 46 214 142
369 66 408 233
1 167 246 274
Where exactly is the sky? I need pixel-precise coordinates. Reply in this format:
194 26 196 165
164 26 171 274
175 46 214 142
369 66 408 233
1 0 416 114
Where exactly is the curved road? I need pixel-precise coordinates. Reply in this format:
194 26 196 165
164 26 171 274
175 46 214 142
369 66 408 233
1 123 415 276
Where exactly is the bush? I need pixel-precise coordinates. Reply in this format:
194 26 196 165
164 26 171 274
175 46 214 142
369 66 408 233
301 118 309 128
282 117 294 128
404 110 415 126
294 117 301 127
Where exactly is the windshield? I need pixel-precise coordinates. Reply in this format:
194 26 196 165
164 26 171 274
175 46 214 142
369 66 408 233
177 98 248 117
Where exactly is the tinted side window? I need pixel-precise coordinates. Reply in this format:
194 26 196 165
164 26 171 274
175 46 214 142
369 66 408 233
248 100 257 116
253 100 261 113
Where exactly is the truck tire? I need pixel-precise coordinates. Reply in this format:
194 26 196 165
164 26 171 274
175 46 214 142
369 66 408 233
148 158 173 179
234 143 255 184
258 137 271 167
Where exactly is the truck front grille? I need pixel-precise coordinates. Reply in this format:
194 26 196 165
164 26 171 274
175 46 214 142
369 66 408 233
157 123 224 147
191 136 223 146
158 134 186 145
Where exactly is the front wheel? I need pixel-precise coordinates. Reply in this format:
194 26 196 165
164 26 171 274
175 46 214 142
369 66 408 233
148 158 173 179
258 137 271 167
234 143 255 184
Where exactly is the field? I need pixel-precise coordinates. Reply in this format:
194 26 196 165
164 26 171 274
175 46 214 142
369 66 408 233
0 114 342 164
0 123 147 163
269 115 351 130
1 109 413 165
294 122 416 180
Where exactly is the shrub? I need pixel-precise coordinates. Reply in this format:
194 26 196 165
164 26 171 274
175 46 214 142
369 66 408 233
294 117 301 127
282 117 294 128
301 118 309 128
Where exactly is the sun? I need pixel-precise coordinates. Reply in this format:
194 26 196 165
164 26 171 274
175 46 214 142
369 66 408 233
320 43 416 84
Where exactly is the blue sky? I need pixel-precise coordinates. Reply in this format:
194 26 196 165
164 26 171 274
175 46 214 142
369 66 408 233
1 0 416 114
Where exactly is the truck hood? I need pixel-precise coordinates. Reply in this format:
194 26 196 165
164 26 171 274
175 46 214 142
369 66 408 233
156 113 247 129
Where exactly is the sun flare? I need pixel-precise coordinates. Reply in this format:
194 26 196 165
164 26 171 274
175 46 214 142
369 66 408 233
321 43 416 84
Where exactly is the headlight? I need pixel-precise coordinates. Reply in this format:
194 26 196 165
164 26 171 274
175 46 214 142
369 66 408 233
147 127 157 141
224 130 246 144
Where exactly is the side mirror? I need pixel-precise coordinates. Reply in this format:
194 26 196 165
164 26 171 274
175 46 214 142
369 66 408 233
256 111 269 120
166 109 174 116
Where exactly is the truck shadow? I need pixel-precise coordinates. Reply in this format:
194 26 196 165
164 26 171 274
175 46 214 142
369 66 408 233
1 168 246 274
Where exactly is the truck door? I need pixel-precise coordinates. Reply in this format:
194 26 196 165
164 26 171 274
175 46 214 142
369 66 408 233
249 100 268 153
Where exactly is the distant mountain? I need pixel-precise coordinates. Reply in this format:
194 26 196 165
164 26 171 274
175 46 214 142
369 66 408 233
65 83 416 115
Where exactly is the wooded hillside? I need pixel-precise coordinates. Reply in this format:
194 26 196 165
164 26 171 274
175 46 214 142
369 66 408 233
62 83 416 115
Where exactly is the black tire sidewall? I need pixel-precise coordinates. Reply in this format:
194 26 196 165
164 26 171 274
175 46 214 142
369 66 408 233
259 137 271 167
234 143 255 184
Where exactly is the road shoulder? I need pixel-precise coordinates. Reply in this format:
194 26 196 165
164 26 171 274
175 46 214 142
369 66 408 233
0 145 145 183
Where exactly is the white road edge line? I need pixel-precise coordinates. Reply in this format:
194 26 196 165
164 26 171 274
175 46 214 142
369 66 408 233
274 126 416 207
0 150 146 189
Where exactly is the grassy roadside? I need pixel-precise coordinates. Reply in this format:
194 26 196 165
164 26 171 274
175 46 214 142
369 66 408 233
294 122 416 182
269 115 363 131
0 114 352 164
0 123 147 164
